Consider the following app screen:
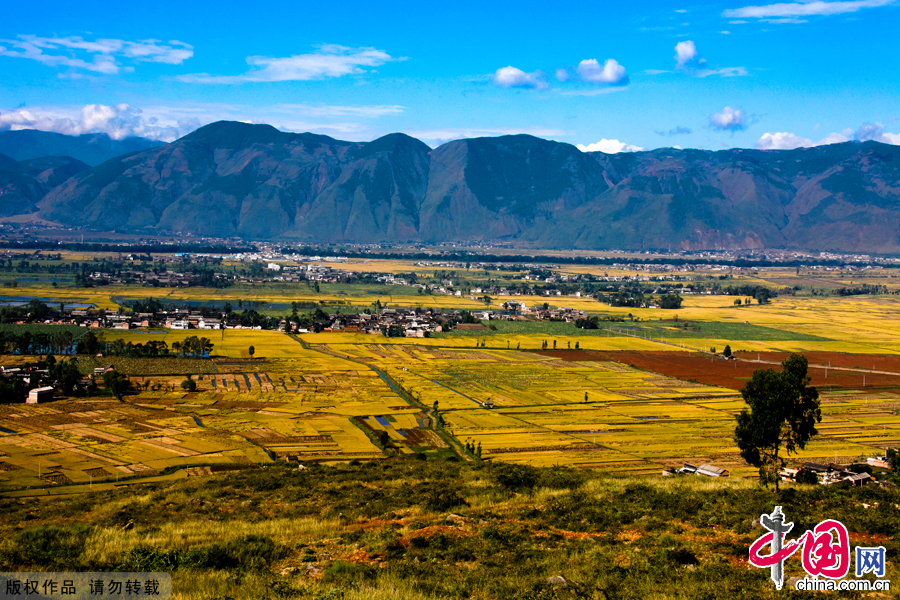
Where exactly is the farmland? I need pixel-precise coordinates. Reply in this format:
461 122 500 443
307 343 900 476
3 256 900 496
3 323 900 493
0 336 456 493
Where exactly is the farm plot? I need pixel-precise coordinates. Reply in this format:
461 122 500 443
302 331 681 352
102 329 305 359
362 348 745 470
0 342 455 492
544 350 900 392
355 346 897 474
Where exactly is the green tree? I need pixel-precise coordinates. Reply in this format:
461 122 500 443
795 468 818 485
76 330 104 355
0 378 26 403
377 430 390 448
723 344 732 358
54 331 74 355
659 294 683 309
103 370 132 400
51 358 80 396
181 377 197 392
734 353 821 491
248 345 255 359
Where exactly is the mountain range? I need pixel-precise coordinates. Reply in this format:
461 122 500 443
0 152 89 218
3 121 900 252
0 130 164 167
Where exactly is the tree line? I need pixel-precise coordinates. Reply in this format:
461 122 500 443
281 245 883 269
76 331 214 358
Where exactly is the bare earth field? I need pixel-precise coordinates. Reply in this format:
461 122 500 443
539 350 900 391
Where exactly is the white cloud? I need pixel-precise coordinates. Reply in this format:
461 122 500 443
723 0 895 19
672 41 746 77
0 35 193 75
0 104 199 141
555 68 569 82
709 106 747 131
121 39 193 64
818 131 854 144
576 58 628 84
674 40 698 68
0 101 414 143
491 66 548 90
577 139 645 153
755 132 817 149
854 122 900 144
178 45 396 84
754 127 883 149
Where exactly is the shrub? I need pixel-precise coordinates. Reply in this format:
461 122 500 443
795 469 818 485
324 560 377 585
13 525 93 568
538 466 586 490
119 546 183 571
420 484 469 512
118 535 287 571
492 463 540 492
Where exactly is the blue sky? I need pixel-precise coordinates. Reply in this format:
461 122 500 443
1 0 898 152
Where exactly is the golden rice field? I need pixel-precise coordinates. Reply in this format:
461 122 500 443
301 343 900 476
3 264 900 493
0 346 440 493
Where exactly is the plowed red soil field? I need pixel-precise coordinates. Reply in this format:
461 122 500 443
535 350 900 391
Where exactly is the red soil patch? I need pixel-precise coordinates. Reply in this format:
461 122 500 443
734 351 900 373
536 350 900 391
406 525 472 540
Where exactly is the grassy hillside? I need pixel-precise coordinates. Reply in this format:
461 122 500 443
1 460 896 599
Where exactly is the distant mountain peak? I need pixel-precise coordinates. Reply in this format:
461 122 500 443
182 120 292 146
0 129 164 166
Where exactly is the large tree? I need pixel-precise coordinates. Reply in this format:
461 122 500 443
103 370 132 401
734 353 821 491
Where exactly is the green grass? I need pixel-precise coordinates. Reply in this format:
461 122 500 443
75 356 218 376
632 320 832 342
435 319 830 342
0 460 897 600
0 323 86 337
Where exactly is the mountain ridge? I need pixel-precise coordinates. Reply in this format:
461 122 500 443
0 129 164 167
16 121 900 252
